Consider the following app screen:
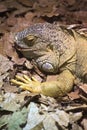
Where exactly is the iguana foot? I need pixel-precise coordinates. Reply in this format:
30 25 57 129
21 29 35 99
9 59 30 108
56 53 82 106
11 75 41 93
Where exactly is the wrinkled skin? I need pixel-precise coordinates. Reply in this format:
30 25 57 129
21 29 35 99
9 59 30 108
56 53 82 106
12 23 87 97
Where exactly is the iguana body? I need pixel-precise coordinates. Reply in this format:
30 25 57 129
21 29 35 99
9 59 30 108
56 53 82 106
12 23 87 97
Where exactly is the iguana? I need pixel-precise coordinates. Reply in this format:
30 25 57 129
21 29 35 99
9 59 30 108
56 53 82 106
11 23 87 97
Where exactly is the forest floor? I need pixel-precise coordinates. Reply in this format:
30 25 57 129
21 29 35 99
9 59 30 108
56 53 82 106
0 0 87 130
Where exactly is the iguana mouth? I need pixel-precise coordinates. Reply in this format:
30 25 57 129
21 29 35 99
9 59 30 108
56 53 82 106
15 44 29 50
15 43 38 52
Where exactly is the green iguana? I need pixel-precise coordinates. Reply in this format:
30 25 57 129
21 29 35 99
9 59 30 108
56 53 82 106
11 23 87 97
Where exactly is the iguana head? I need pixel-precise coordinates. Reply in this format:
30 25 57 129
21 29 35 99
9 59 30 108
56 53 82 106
15 23 73 73
15 23 61 73
15 23 62 55
15 23 52 57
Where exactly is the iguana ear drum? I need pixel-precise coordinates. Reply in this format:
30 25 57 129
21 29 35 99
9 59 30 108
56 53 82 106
23 35 37 46
42 62 54 73
37 60 58 73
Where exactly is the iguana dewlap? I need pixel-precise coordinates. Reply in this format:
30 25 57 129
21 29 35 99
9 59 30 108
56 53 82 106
12 23 87 97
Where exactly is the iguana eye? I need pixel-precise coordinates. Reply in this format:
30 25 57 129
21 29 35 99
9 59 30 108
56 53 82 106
23 35 37 46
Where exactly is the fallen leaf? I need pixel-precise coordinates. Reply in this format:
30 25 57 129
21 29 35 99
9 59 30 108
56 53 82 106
11 17 31 32
43 114 58 130
1 32 27 65
25 12 36 22
0 4 7 12
1 93 20 111
33 0 59 17
0 115 11 129
23 102 45 130
7 16 17 26
7 107 28 130
74 11 87 23
71 123 83 130
18 0 34 7
0 73 9 88
69 112 83 123
3 82 18 93
67 89 80 100
66 0 75 6
0 54 13 75
51 109 69 127
79 84 87 94
81 118 87 130
0 54 13 88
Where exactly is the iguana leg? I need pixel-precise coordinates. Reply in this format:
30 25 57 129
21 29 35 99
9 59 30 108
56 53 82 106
41 70 75 97
11 70 75 97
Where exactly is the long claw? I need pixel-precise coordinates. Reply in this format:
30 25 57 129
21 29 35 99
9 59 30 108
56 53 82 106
20 85 33 91
11 79 25 86
15 75 29 84
23 75 32 82
31 76 39 82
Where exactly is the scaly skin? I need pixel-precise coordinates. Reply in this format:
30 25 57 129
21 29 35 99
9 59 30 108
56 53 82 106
12 23 87 97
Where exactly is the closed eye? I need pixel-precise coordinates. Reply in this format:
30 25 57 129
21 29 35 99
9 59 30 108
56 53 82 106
22 35 37 46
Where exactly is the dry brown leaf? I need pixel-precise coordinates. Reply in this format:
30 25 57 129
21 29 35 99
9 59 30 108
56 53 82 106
7 16 17 26
0 54 13 75
33 0 59 17
69 112 82 124
81 118 87 130
79 84 87 95
74 11 87 23
18 0 34 7
11 17 31 32
66 0 75 6
32 16 45 23
71 123 83 130
0 32 27 65
25 12 35 21
0 54 13 88
0 0 29 16
3 82 18 93
67 90 80 100
0 23 10 34
0 4 7 12
0 38 5 56
0 33 19 61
